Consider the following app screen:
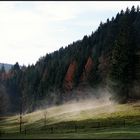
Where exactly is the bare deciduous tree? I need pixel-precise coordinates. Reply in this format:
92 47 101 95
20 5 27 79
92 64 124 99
44 110 47 129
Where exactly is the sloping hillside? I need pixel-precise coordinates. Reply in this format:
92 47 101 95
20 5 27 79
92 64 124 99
0 6 140 114
0 101 140 139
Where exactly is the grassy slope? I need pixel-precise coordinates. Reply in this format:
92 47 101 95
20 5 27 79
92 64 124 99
0 100 140 139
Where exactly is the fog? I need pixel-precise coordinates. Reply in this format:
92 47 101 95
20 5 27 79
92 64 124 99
23 87 117 124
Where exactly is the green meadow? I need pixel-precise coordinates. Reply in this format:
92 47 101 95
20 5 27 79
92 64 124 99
0 101 140 139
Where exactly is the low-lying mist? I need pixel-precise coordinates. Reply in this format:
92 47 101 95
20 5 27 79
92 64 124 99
60 87 114 112
23 87 118 124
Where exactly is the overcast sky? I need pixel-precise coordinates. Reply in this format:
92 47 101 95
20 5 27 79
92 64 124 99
0 1 140 66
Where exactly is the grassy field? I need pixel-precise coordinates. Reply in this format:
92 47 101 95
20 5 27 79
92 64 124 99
0 100 140 139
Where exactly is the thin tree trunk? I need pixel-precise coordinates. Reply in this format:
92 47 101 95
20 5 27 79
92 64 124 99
19 102 22 133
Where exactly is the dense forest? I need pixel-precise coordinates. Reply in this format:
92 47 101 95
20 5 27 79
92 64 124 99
0 6 140 115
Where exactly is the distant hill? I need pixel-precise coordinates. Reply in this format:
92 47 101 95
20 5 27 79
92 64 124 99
0 63 13 72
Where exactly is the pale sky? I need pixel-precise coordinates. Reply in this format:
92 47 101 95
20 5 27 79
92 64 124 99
0 1 140 66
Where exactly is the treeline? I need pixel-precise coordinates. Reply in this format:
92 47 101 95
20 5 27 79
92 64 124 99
0 6 140 115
